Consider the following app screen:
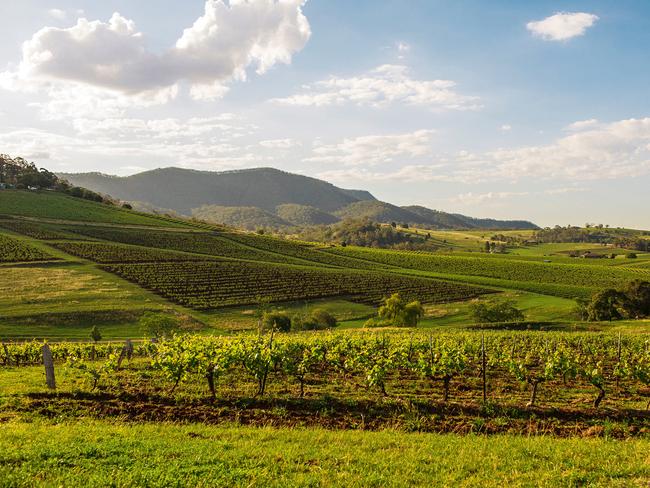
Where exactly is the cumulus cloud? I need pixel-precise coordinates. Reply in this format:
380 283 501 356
527 12 599 41
306 130 435 166
3 0 311 112
272 64 480 110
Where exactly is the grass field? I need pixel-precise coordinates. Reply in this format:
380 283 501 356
0 420 647 487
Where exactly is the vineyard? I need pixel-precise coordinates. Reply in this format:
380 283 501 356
50 241 219 264
3 332 649 426
0 219 87 240
103 261 493 308
0 234 57 263
218 231 390 270
325 246 650 295
63 226 312 265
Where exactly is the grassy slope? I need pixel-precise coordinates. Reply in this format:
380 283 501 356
0 190 190 227
0 420 648 487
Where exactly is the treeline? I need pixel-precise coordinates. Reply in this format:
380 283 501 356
295 218 436 249
0 154 118 205
534 225 649 251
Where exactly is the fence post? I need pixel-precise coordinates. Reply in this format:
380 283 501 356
42 344 56 390
481 333 487 403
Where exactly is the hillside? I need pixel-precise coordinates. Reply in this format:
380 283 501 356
61 167 373 215
61 166 538 230
191 205 290 230
275 204 340 226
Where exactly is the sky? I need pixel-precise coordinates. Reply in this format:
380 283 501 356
1 1 649 228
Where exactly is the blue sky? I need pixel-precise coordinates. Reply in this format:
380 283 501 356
1 1 649 228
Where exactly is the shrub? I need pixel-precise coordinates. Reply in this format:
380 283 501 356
626 253 638 259
139 312 181 338
261 311 292 332
296 308 338 331
469 299 524 324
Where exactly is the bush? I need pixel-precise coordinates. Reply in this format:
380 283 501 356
261 311 292 332
294 308 338 331
626 253 638 259
469 300 524 324
139 312 181 338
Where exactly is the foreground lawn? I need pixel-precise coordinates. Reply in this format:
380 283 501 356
0 420 648 487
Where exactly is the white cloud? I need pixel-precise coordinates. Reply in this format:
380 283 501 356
452 192 529 205
259 138 300 149
448 118 650 183
527 12 599 41
306 130 435 166
565 118 600 132
313 118 650 186
272 64 481 110
3 1 311 113
0 112 262 173
316 164 448 184
500 124 512 132
47 9 67 20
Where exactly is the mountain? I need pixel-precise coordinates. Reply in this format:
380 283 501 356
61 166 538 230
61 167 373 215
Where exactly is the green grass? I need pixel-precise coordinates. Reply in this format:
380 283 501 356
0 190 189 227
0 420 647 487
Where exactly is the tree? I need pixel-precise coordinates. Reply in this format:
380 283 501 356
469 300 525 324
621 280 650 319
261 311 292 332
139 312 181 339
90 325 102 343
586 289 626 321
366 293 425 327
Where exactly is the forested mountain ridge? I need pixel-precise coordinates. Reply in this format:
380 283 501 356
61 166 538 230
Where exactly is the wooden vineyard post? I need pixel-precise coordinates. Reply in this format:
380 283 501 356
481 334 487 403
616 332 622 388
2 342 13 366
42 344 56 390
117 339 133 369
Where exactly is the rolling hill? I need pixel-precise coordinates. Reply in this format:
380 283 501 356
61 166 538 230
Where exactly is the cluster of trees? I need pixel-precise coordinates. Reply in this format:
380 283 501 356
576 280 650 321
364 293 424 327
533 226 612 244
261 308 338 332
297 218 435 249
614 237 650 252
1 154 61 189
534 225 649 252
469 299 525 324
0 154 115 204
